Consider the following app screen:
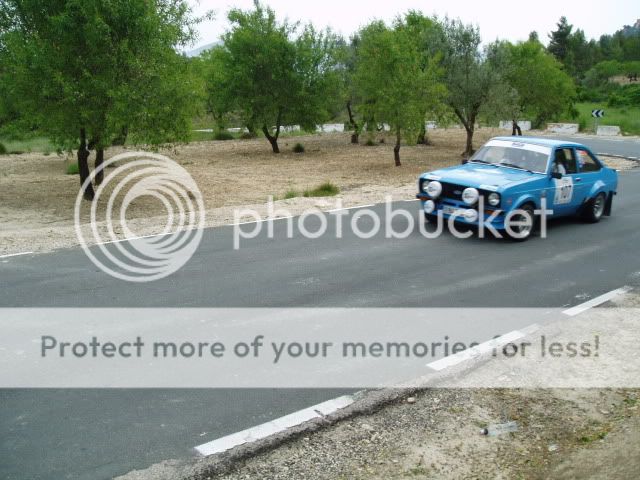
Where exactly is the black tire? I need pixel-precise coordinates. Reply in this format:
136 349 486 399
583 192 607 224
424 213 438 224
505 204 535 242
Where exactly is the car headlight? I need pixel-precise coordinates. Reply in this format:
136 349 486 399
425 181 442 198
423 200 435 214
488 192 500 207
462 187 479 205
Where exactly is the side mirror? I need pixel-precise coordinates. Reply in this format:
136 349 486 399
551 171 563 179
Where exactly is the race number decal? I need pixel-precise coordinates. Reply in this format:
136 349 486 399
554 177 574 205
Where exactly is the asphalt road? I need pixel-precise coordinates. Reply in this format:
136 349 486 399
546 133 640 158
1 136 639 479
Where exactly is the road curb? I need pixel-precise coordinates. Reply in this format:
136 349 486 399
598 153 640 162
116 295 634 480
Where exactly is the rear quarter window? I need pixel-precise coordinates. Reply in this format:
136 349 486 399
577 149 602 172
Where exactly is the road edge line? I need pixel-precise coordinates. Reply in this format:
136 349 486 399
562 286 632 317
194 395 354 457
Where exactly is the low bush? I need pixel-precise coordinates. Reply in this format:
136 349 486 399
66 162 79 175
293 143 305 153
303 181 340 198
214 130 235 141
0 142 6 155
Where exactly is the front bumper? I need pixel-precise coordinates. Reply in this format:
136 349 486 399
416 194 507 229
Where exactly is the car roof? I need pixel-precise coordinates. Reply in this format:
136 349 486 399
491 136 583 148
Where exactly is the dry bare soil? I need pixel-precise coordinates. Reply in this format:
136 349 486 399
0 129 635 255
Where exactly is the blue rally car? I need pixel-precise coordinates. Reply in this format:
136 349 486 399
416 137 618 241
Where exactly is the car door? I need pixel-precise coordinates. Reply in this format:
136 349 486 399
550 147 584 216
574 147 603 207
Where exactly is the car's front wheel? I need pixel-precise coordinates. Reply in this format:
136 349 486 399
504 204 535 242
583 192 607 223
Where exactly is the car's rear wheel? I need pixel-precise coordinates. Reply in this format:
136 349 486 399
505 204 535 242
583 192 607 223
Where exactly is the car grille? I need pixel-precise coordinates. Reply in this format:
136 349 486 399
440 182 466 201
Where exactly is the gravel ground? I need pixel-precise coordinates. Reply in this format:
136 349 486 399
118 294 640 480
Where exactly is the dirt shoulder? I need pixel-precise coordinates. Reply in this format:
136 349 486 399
1 129 636 256
117 293 640 480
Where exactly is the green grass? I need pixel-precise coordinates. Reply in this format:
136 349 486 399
563 103 640 135
66 162 79 175
303 181 340 198
0 136 56 154
283 189 299 199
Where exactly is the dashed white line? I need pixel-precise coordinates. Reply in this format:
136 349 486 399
326 204 375 213
562 286 632 317
194 395 354 456
228 216 294 226
0 251 33 259
95 233 168 246
427 325 539 371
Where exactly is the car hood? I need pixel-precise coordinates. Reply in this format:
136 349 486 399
421 163 543 190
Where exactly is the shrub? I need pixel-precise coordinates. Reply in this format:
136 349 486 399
66 162 79 175
214 130 234 141
293 142 305 153
365 139 376 146
303 181 340 198
240 131 257 139
0 142 6 155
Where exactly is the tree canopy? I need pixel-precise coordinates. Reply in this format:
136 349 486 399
0 0 204 199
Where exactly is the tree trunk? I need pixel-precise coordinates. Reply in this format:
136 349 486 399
417 123 431 145
394 128 402 167
464 127 474 158
245 122 258 138
78 128 94 201
511 120 522 136
95 148 104 186
346 101 359 144
262 125 280 154
112 126 128 146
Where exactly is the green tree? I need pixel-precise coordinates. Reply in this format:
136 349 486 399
548 16 573 63
201 45 234 133
397 12 447 146
354 20 440 166
440 18 502 157
219 1 340 153
488 39 577 130
0 0 203 200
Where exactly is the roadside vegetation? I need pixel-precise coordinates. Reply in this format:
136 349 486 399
0 2 638 200
562 102 640 134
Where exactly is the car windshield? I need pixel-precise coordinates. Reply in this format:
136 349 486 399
470 143 550 174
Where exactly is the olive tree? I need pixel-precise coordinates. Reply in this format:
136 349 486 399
0 0 203 200
218 1 341 153
354 21 441 166
440 18 503 157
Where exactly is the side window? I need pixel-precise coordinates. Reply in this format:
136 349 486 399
577 149 602 173
554 148 578 174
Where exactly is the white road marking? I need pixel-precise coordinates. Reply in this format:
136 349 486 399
326 204 375 213
562 286 632 316
228 216 293 226
194 395 354 456
95 233 167 246
0 251 33 259
427 325 539 371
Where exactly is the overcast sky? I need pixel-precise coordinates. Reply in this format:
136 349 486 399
189 0 638 48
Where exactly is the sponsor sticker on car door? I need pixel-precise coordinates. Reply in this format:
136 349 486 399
554 177 574 205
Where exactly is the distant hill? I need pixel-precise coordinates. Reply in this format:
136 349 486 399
184 42 219 58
